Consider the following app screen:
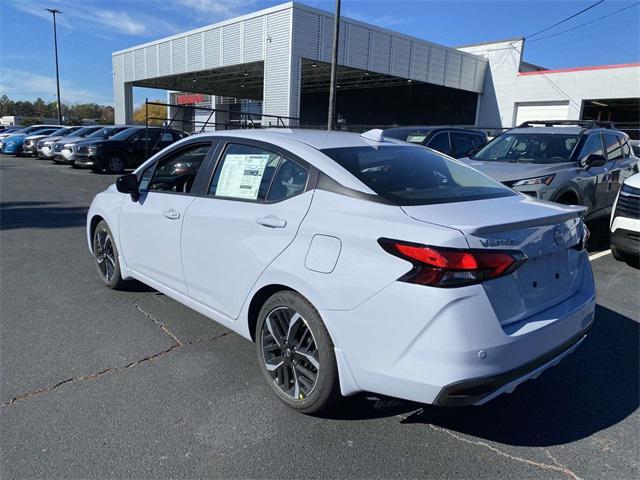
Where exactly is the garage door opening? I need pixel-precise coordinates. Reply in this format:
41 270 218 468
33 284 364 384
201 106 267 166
581 98 640 139
299 59 478 130
514 101 570 127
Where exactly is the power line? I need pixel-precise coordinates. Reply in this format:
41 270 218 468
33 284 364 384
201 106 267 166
529 1 640 43
526 0 606 39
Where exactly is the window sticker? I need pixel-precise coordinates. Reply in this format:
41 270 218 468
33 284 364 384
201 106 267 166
216 153 270 199
406 135 427 143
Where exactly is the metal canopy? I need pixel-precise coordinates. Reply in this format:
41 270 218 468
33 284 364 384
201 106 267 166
132 61 265 100
301 59 424 93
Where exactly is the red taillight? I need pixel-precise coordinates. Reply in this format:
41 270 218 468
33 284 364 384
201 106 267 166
379 239 525 287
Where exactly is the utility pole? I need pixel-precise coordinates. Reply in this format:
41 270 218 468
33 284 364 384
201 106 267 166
327 0 341 131
46 8 63 124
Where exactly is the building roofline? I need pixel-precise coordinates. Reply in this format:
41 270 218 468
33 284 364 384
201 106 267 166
518 62 640 76
113 1 486 63
113 2 294 55
455 37 524 49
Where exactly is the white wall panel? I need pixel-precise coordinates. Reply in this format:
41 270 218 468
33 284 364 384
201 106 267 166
444 51 462 89
222 22 242 66
428 46 446 85
187 33 204 71
158 41 171 76
263 9 293 121
172 37 187 74
145 45 158 78
243 16 264 62
203 28 221 69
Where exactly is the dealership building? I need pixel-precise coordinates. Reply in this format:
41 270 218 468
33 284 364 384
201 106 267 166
112 1 640 131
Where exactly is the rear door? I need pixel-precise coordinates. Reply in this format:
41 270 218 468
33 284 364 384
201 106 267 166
616 134 637 186
577 133 608 214
449 132 486 158
181 141 315 320
426 131 452 156
118 141 214 293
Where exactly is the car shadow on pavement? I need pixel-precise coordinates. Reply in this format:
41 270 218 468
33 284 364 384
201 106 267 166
0 201 87 230
326 305 639 447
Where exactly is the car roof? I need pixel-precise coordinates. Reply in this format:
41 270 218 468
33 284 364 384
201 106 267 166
193 128 410 150
383 126 484 134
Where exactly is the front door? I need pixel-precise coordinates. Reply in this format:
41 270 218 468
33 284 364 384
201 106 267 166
181 141 313 320
118 141 213 293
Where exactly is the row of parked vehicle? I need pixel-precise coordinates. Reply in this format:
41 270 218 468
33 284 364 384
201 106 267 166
0 124 187 173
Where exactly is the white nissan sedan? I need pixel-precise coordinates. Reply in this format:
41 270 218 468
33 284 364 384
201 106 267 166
87 129 596 413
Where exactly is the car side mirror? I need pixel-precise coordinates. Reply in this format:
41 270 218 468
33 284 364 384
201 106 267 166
584 153 606 168
116 173 140 201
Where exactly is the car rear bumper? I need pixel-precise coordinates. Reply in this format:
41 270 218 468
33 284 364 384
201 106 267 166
321 251 595 406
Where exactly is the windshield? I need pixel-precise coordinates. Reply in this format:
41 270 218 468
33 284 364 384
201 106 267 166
68 127 98 138
50 128 69 136
472 133 580 163
109 128 141 141
322 146 515 206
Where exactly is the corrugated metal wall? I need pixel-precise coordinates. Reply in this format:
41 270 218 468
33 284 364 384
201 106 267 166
112 3 487 124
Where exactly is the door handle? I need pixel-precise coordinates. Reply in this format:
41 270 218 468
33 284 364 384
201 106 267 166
163 209 181 220
256 215 286 228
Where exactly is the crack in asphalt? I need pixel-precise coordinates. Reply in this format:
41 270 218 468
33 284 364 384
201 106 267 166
426 423 583 480
0 297 232 408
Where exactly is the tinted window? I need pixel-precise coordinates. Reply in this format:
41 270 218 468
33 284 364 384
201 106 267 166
473 133 579 163
110 128 141 141
209 144 282 201
384 129 430 144
620 136 631 157
322 146 515 206
145 143 211 193
603 133 622 161
266 159 309 202
427 132 450 155
579 134 604 162
450 132 485 158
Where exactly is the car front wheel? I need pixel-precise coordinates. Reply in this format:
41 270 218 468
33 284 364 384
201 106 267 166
256 291 341 414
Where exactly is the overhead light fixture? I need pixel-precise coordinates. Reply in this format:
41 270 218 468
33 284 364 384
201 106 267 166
192 77 197 83
311 62 318 67
243 71 249 76
591 100 608 107
364 72 370 76
240 84 246 88
407 79 413 83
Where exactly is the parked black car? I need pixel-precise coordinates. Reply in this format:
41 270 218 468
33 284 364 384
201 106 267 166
382 126 488 158
74 127 187 173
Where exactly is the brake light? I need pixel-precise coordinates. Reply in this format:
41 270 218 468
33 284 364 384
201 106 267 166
379 239 525 288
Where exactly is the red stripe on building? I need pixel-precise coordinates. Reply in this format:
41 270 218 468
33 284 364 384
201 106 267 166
518 62 640 76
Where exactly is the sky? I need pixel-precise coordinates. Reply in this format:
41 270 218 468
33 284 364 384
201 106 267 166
1 0 638 108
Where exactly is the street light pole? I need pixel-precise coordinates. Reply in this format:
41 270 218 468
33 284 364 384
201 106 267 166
46 8 63 124
327 0 341 131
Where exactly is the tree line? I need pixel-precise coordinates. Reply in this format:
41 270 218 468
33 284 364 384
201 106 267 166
0 95 114 125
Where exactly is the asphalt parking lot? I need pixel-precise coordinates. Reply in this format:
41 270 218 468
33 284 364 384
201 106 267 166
0 153 638 480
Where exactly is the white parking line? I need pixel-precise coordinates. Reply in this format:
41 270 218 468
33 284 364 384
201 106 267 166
589 250 612 261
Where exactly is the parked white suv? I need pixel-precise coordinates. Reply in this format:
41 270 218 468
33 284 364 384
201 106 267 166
87 129 595 413
610 173 640 264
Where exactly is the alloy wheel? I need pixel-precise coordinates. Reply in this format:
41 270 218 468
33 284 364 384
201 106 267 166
108 156 124 173
95 228 117 282
260 306 320 400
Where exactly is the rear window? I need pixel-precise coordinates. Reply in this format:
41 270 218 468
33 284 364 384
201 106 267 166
321 146 515 206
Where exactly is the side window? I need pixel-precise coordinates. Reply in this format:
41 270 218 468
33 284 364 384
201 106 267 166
146 143 211 194
209 143 282 201
160 132 174 142
427 132 451 155
579 134 604 162
449 132 476 157
620 136 631 157
266 159 309 202
603 133 623 161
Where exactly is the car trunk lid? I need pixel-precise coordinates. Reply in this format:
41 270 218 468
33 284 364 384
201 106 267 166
402 195 587 326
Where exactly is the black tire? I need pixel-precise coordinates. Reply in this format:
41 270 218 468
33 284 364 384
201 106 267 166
256 290 341 414
611 246 625 261
105 153 126 174
92 220 127 289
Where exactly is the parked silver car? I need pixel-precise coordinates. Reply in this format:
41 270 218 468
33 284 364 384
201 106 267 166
460 121 638 221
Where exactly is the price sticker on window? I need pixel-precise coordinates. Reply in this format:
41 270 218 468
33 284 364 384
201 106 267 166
216 154 270 199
